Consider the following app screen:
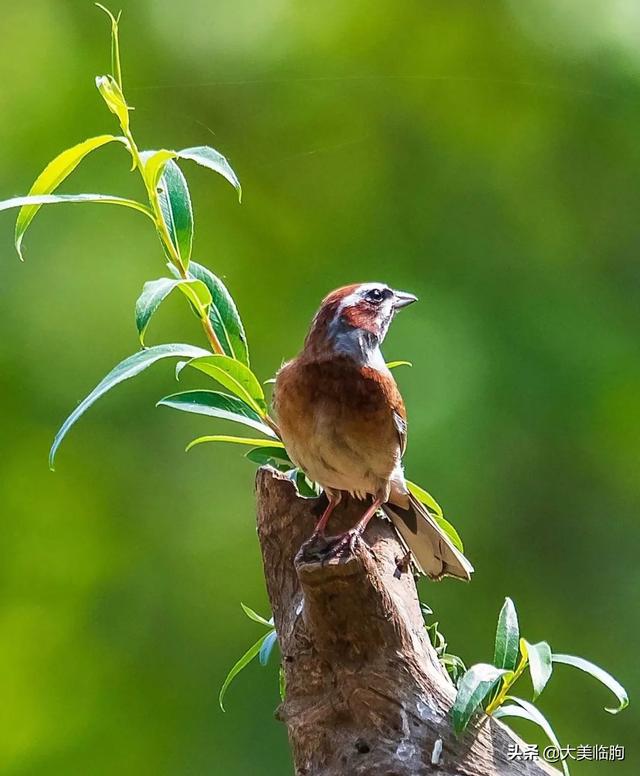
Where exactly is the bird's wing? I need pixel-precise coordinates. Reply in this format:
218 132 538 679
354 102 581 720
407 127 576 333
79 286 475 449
383 493 474 581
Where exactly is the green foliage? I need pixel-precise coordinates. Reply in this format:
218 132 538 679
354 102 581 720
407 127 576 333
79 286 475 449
219 604 277 712
494 597 520 671
450 597 628 773
0 4 467 564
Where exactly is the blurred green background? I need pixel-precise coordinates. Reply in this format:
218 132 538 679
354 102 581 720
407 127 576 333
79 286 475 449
1 1 638 773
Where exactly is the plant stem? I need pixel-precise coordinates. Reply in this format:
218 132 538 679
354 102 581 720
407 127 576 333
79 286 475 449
486 654 528 715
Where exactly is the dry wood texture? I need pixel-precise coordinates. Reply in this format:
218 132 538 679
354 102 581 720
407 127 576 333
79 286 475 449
256 467 556 776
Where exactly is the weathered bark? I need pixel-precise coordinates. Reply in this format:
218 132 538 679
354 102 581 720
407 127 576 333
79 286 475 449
256 467 556 776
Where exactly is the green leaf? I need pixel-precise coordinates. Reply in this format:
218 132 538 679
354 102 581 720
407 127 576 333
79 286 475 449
279 666 286 701
552 653 628 714
219 631 271 712
451 663 509 734
141 149 178 191
187 435 284 452
434 515 464 553
294 470 320 497
240 603 273 628
95 75 131 133
524 640 553 700
259 630 278 666
157 159 193 269
1 194 154 250
13 134 127 260
49 343 210 470
494 597 520 671
157 390 277 438
386 360 412 369
187 262 249 366
406 480 444 518
177 145 242 201
135 278 211 345
493 696 570 776
245 446 294 471
95 4 123 88
176 355 266 415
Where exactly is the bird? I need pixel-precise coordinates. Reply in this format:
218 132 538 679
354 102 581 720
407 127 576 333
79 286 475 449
273 282 473 581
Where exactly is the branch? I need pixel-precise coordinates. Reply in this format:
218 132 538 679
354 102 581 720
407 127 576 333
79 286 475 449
256 467 557 776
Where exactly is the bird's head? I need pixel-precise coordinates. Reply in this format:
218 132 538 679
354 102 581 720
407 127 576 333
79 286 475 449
303 282 417 362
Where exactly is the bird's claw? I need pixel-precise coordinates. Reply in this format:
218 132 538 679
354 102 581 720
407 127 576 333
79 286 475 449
324 528 361 561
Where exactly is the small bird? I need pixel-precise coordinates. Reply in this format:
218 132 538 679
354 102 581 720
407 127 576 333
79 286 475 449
273 282 473 581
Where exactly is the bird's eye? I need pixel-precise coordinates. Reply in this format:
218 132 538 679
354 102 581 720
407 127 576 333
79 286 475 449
365 288 385 304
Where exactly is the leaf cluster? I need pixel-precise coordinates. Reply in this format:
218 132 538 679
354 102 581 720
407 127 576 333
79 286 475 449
450 597 628 774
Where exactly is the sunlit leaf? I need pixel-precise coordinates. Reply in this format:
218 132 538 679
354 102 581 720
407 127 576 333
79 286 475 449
178 146 242 201
186 435 284 452
524 640 553 700
141 149 177 191
176 355 266 415
451 663 509 734
552 654 628 714
386 360 412 369
157 390 277 438
240 603 273 628
435 514 464 553
13 134 127 260
95 75 130 133
259 630 278 666
493 696 570 776
157 159 193 268
406 480 444 518
279 666 286 701
494 597 520 671
219 631 271 712
135 277 211 345
187 262 249 365
49 343 210 470
1 194 154 250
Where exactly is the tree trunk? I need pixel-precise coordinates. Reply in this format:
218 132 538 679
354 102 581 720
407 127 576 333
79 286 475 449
256 467 556 776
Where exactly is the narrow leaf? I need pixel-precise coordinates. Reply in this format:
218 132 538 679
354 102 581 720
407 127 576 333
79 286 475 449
95 75 130 133
219 632 271 712
434 515 464 553
186 435 284 452
1 194 154 238
524 640 553 700
406 480 444 518
178 145 242 201
279 666 286 701
177 355 266 415
135 277 211 345
188 262 249 365
157 390 277 438
552 654 628 714
240 603 273 628
14 134 127 259
259 630 278 666
451 663 509 734
386 360 412 369
493 696 570 776
157 160 193 268
494 598 520 671
141 148 177 191
49 343 210 469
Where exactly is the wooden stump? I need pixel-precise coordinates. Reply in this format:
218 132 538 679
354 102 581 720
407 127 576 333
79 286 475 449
256 467 556 776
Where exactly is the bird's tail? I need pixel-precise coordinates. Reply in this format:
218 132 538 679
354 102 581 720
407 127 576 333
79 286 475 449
382 494 474 581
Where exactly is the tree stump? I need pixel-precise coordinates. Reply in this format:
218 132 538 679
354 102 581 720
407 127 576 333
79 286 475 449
256 467 556 776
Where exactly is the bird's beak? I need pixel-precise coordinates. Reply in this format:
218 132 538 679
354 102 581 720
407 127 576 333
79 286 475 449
393 290 418 310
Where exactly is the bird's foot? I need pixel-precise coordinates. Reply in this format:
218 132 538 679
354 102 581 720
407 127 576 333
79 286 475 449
323 528 361 561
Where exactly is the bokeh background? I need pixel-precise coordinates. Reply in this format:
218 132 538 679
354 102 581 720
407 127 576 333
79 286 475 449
1 1 638 773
